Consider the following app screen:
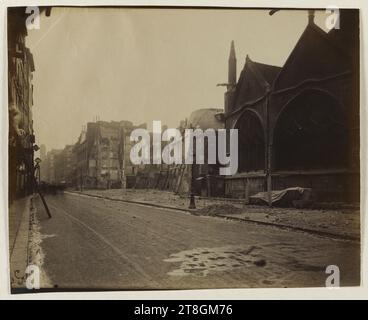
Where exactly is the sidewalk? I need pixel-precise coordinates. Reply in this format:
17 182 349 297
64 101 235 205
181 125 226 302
73 189 360 241
9 195 33 288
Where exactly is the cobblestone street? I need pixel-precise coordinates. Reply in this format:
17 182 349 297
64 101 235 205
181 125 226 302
23 191 360 290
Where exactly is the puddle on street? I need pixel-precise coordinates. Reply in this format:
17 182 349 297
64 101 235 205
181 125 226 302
164 245 265 277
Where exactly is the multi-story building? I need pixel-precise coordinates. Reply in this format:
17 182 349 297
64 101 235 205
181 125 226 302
8 8 36 202
8 7 51 202
73 120 146 190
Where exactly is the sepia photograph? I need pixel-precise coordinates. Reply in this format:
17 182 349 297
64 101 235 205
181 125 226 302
7 5 361 293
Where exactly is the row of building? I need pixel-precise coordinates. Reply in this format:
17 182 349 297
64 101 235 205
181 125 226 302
40 120 147 189
40 108 223 193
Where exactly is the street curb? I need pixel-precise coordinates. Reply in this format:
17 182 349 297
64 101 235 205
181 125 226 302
68 191 359 243
215 214 360 243
67 191 198 214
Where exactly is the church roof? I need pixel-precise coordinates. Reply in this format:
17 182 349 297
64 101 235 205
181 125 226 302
272 22 351 91
233 57 281 109
251 61 282 86
230 12 357 112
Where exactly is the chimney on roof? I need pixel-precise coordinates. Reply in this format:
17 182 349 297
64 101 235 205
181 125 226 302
308 10 315 25
228 40 237 86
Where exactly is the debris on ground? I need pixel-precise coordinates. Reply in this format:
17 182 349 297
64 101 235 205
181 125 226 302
249 187 313 207
197 204 243 216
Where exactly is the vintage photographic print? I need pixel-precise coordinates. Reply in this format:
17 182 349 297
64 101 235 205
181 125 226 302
7 5 360 293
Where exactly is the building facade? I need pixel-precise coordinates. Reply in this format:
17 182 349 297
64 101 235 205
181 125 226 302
72 120 146 190
8 8 36 202
8 7 51 202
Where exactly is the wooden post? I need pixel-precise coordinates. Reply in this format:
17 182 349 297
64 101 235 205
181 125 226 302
33 167 51 219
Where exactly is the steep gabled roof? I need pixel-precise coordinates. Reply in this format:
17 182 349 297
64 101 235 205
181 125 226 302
233 56 281 109
273 23 351 91
251 60 282 88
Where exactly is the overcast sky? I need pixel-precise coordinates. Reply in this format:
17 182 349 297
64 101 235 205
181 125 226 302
25 7 328 152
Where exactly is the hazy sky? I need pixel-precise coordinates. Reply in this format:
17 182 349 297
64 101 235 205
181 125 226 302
25 7 328 151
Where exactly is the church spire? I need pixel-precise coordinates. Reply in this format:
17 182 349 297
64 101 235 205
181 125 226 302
228 40 237 86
